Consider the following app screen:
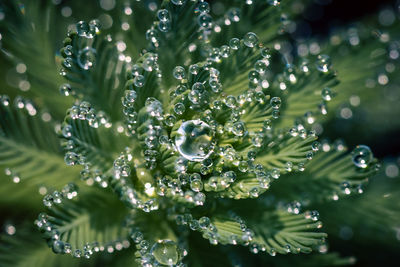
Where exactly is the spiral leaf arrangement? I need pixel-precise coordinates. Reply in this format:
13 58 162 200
1 0 398 266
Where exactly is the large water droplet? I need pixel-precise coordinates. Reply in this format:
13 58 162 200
175 120 214 162
151 240 179 266
352 145 373 168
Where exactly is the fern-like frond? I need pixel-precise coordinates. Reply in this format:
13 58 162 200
0 0 72 118
183 208 326 256
59 29 128 121
0 96 80 205
61 104 130 173
270 142 378 203
37 185 130 258
0 225 86 267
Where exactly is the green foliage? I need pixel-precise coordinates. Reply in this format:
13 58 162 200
270 141 379 203
0 0 399 266
0 1 72 118
38 186 130 257
60 30 128 121
0 96 80 206
0 225 85 267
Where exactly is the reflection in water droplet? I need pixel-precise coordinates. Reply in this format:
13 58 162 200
175 120 214 162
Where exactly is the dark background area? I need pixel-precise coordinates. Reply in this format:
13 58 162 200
305 0 396 34
303 0 400 160
301 0 400 266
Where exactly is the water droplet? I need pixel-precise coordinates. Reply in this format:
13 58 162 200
146 29 159 43
220 45 230 58
77 47 96 70
224 95 237 108
130 230 144 243
340 181 351 195
321 87 333 101
248 70 260 84
158 20 171 32
134 75 145 87
64 152 79 166
123 90 137 104
254 60 268 73
198 13 212 28
157 9 169 21
229 38 240 50
73 249 82 258
269 248 276 256
209 79 222 93
64 45 73 56
227 8 241 22
311 141 320 151
174 103 185 115
199 216 211 228
43 194 53 207
190 178 203 192
270 168 280 179
232 121 246 136
188 90 201 104
319 103 328 115
52 240 65 254
261 47 271 58
268 0 281 6
88 19 101 37
351 145 373 168
238 161 249 172
287 201 301 214
305 210 319 221
175 120 214 162
164 114 176 127
76 21 89 37
189 64 200 75
143 55 157 71
173 66 186 80
304 111 315 124
243 32 258 48
270 97 281 109
151 240 179 265
60 83 72 96
194 192 206 205
316 55 332 73
63 57 73 68
171 0 186 5
195 2 210 13
59 68 67 76
263 119 272 130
